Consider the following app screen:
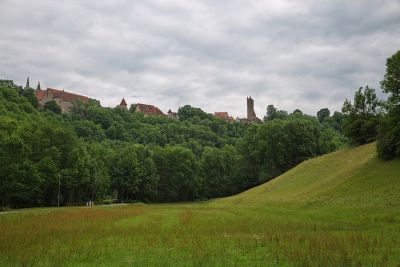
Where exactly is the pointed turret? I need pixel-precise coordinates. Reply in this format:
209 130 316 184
119 98 127 110
36 81 41 90
25 76 30 88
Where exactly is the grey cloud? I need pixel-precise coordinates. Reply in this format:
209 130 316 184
1 0 400 118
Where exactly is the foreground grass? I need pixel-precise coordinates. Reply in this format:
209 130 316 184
0 144 399 266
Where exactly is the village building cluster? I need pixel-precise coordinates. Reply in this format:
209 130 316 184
4 77 262 123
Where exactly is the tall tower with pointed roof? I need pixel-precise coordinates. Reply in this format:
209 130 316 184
36 81 41 90
25 76 30 88
119 98 127 110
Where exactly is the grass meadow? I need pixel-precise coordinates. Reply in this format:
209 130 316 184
0 143 399 266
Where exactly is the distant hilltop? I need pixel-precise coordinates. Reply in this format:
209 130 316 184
2 77 262 123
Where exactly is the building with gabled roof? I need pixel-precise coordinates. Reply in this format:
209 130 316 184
36 87 89 113
214 112 234 122
135 103 165 116
167 109 179 119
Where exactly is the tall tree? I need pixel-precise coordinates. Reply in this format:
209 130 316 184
381 50 400 106
22 88 38 108
377 50 400 159
153 146 199 202
241 116 320 182
342 86 382 145
264 104 288 121
317 108 330 123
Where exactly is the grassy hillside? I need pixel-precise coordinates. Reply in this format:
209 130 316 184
216 143 399 211
0 143 399 266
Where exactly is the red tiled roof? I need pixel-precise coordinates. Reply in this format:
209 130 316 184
37 88 89 103
214 112 229 117
214 112 234 121
136 103 164 116
36 90 46 101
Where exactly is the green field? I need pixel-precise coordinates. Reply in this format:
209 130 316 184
0 143 399 266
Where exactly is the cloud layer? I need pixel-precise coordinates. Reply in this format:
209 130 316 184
1 0 400 117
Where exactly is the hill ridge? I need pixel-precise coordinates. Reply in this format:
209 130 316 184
215 143 399 210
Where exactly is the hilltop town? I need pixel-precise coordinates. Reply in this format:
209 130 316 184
4 77 263 123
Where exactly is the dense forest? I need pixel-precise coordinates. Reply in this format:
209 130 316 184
1 50 399 209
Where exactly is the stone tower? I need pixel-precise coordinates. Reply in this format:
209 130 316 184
25 76 30 88
247 96 257 120
119 98 127 110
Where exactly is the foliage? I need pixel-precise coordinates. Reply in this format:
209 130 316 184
377 50 400 160
342 86 382 145
199 146 242 198
110 144 158 202
43 100 62 114
22 88 38 108
263 104 288 121
380 50 400 106
0 81 347 208
317 108 330 123
0 144 399 266
377 105 400 159
178 105 213 121
241 114 321 182
153 146 199 202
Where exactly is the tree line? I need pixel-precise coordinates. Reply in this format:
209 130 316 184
340 50 400 160
0 85 346 209
1 49 398 209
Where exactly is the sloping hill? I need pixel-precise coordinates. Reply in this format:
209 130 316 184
1 143 399 266
216 143 400 211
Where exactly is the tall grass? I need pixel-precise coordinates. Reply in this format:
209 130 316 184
0 143 399 266
0 204 398 266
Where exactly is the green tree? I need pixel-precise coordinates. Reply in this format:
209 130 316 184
110 145 158 202
292 109 303 115
376 108 400 160
318 126 346 154
178 105 213 121
342 86 382 145
0 129 41 208
43 100 61 114
264 104 288 121
377 50 400 159
199 146 241 198
241 116 320 183
317 108 330 123
332 111 344 132
110 145 142 201
153 146 199 202
22 88 38 108
72 120 105 142
70 100 88 119
381 50 400 106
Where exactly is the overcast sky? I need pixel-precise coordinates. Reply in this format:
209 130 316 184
1 0 400 117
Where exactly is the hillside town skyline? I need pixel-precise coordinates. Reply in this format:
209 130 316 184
13 76 263 122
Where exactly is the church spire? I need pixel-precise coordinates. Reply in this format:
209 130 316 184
36 81 41 90
119 98 127 110
25 76 30 88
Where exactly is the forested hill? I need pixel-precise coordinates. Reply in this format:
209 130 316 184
0 81 347 209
